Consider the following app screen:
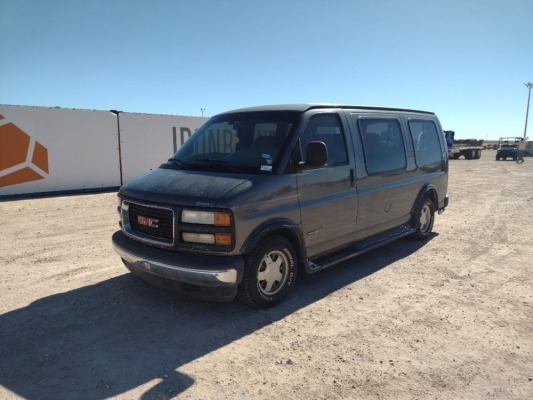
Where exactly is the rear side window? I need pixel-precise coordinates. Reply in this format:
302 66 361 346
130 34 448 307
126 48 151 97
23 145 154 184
358 118 406 174
408 120 443 167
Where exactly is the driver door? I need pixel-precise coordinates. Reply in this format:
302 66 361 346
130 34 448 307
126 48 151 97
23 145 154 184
296 112 358 257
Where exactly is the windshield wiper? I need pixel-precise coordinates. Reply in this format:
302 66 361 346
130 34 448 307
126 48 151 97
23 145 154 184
188 159 241 173
167 158 189 169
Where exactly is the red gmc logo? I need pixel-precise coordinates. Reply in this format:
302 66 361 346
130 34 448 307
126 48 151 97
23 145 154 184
137 215 159 228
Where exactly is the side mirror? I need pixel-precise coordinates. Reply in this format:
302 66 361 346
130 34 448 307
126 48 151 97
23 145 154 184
305 141 328 168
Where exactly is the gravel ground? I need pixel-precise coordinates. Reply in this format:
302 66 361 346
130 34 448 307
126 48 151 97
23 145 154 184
0 150 532 400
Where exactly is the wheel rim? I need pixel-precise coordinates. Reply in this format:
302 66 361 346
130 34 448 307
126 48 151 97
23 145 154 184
419 204 431 232
257 250 289 296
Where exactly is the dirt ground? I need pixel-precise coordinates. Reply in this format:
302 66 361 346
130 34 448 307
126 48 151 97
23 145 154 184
1 150 532 400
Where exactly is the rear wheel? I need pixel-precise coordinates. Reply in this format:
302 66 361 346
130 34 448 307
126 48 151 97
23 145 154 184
411 198 435 240
237 235 298 308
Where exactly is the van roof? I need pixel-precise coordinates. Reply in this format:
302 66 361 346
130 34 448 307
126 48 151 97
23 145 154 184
222 104 435 115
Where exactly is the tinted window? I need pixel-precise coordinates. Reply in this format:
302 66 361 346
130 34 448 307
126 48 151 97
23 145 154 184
358 118 406 174
408 120 442 167
300 114 348 165
172 111 299 173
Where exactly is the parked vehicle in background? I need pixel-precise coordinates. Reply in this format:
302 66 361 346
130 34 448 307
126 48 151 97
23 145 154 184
496 137 526 161
496 146 518 161
112 104 449 308
444 130 483 160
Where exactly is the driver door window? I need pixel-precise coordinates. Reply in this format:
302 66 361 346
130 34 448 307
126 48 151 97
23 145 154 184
300 114 348 166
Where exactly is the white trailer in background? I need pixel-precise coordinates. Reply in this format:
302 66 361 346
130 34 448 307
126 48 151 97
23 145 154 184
444 130 483 160
0 105 207 197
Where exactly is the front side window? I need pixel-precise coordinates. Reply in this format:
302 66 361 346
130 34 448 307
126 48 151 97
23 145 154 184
408 120 443 167
299 114 348 166
358 118 406 174
170 111 300 173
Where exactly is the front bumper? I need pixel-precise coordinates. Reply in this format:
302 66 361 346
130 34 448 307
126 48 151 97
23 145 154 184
112 231 245 301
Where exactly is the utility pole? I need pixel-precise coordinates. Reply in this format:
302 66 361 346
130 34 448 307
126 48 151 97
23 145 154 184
524 82 533 140
110 109 123 185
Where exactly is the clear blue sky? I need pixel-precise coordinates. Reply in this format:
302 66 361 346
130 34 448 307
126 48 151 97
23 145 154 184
1 0 532 140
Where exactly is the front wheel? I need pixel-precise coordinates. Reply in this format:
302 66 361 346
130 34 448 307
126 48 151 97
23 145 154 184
237 235 298 308
411 198 435 240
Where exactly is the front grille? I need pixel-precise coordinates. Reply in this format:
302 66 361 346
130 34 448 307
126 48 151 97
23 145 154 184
128 203 174 243
121 200 235 252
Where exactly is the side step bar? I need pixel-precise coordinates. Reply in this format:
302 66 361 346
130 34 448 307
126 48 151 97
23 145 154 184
305 224 414 274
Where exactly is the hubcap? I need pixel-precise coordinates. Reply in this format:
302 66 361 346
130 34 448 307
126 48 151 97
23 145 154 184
257 250 289 295
419 204 431 232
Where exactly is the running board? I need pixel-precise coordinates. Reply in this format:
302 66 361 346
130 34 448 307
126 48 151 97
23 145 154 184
305 224 414 274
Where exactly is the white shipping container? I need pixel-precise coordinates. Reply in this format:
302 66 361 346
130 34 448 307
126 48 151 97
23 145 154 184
0 105 207 197
118 112 206 183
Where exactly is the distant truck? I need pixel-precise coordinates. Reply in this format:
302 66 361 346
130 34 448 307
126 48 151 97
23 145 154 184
497 137 519 161
497 137 531 160
444 130 483 160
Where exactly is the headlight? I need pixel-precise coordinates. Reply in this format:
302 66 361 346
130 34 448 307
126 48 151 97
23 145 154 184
181 210 232 226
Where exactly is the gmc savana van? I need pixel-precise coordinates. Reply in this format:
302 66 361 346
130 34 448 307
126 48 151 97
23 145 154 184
112 104 449 307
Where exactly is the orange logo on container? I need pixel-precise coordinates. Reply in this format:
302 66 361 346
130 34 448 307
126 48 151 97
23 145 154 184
0 114 49 187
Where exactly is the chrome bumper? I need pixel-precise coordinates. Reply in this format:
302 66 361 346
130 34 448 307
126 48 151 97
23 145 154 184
112 231 244 301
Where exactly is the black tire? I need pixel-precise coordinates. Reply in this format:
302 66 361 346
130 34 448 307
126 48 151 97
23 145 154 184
411 198 435 240
237 235 298 308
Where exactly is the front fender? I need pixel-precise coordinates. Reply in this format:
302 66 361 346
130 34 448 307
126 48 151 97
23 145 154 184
240 218 306 262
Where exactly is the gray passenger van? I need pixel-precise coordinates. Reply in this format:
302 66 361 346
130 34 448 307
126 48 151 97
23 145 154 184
112 104 449 307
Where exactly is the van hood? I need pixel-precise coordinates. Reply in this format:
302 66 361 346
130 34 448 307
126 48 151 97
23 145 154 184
119 167 255 207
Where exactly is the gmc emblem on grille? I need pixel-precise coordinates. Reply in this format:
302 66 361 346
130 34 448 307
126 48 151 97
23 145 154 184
138 215 159 228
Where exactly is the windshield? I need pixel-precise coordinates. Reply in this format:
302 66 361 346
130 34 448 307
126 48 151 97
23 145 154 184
170 111 300 173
